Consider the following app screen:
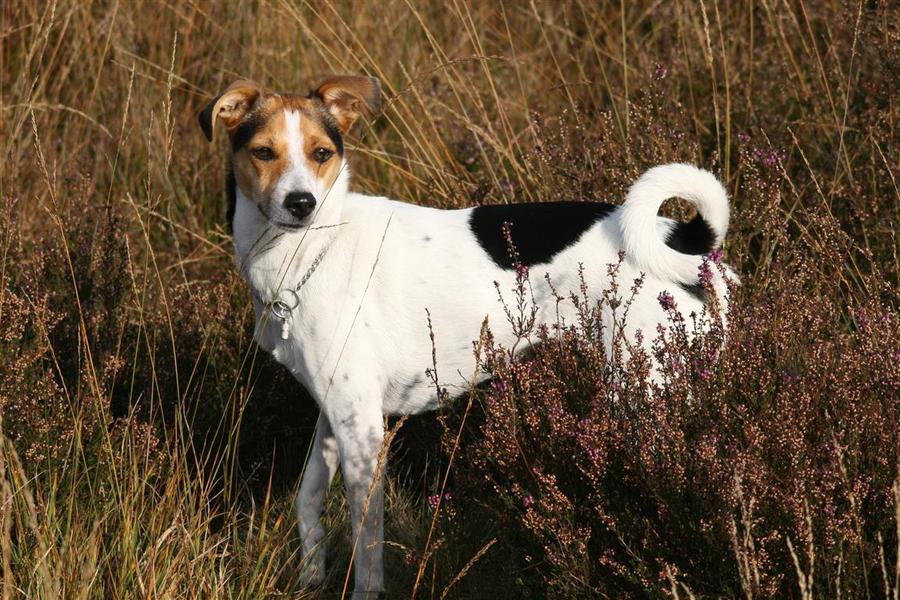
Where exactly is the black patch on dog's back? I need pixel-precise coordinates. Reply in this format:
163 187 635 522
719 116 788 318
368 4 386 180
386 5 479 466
666 215 717 303
665 214 716 255
470 201 615 269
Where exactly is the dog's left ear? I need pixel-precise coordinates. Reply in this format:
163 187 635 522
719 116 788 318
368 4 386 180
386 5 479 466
198 80 262 142
313 75 381 134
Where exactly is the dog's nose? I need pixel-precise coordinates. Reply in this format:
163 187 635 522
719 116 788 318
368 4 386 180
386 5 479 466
284 191 317 219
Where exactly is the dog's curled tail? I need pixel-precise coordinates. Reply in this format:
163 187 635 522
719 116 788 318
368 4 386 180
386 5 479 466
619 163 729 283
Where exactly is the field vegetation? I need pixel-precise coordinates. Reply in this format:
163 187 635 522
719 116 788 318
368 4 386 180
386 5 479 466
1 1 898 597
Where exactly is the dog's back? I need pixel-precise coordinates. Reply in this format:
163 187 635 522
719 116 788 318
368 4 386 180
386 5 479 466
286 163 733 415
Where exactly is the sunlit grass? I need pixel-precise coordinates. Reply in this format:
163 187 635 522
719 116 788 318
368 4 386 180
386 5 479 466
0 1 897 597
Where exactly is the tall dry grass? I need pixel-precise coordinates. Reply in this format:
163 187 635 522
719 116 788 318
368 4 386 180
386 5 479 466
1 0 897 597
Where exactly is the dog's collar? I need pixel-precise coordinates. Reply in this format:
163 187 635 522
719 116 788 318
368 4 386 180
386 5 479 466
255 244 330 340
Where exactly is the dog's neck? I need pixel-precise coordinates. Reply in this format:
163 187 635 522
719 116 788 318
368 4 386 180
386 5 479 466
232 187 342 302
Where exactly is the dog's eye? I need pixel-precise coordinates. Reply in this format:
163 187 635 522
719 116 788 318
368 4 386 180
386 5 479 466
312 147 334 164
250 147 275 161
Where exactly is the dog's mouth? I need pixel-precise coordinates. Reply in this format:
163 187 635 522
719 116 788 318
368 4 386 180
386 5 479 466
257 204 306 230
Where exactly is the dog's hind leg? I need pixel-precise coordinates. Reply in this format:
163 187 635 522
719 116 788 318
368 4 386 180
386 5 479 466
296 413 340 587
327 397 386 599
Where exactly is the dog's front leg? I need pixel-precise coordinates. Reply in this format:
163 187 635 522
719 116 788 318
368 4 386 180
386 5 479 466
327 398 386 599
296 413 340 587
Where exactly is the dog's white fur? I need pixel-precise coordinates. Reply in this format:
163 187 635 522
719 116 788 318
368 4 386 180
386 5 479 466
215 90 732 598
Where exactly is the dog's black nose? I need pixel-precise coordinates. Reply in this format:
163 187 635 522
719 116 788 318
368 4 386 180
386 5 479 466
284 191 316 219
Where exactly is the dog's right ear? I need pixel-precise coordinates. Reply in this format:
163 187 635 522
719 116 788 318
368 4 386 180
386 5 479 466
198 80 262 142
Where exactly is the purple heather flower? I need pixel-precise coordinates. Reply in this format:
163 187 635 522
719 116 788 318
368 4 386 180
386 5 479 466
754 146 786 168
427 492 453 511
522 495 535 507
737 131 751 142
699 259 713 285
658 291 676 311
709 248 724 265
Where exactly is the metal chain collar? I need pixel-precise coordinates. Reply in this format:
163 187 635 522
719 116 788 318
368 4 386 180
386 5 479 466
263 244 330 340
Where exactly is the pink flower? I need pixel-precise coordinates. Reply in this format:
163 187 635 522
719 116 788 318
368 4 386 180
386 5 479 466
658 291 676 311
699 259 713 285
427 491 453 511
753 146 786 168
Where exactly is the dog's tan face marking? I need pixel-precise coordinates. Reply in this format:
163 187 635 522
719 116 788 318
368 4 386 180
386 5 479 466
199 76 380 229
228 95 344 227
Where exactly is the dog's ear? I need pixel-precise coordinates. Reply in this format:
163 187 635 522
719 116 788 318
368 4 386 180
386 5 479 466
198 80 262 142
313 75 381 134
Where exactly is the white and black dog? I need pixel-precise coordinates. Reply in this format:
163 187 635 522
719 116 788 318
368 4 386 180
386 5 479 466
199 75 732 598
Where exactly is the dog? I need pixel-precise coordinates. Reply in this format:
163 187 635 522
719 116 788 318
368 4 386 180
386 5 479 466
199 75 733 598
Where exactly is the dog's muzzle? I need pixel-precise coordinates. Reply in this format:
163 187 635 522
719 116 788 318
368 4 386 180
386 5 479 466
284 191 317 220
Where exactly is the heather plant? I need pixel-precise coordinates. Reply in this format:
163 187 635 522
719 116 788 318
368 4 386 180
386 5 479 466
443 152 899 597
1 1 898 598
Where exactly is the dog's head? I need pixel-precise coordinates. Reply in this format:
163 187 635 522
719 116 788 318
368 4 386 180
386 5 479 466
199 76 380 229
